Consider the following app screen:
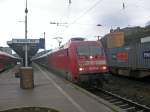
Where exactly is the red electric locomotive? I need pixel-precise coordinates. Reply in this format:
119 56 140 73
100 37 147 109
33 38 108 85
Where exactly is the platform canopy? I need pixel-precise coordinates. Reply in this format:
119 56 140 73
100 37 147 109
7 38 45 61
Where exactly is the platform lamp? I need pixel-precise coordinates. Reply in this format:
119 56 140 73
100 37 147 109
53 37 63 47
95 24 102 40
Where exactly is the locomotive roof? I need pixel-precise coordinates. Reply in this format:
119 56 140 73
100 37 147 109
69 40 101 46
53 40 101 51
31 50 51 60
32 40 102 60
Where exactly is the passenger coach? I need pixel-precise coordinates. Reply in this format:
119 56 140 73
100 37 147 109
0 51 20 72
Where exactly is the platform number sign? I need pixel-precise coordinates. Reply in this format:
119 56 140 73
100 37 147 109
143 51 150 59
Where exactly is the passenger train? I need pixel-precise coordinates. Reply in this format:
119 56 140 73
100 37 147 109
32 38 108 86
0 51 20 72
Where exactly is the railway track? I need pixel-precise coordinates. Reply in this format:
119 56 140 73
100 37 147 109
91 87 150 112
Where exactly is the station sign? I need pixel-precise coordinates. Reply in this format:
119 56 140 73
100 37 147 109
143 51 150 59
39 38 45 49
12 39 40 44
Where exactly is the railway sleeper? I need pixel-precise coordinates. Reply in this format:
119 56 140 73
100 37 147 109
104 96 112 98
118 104 130 108
109 99 120 103
136 110 144 112
122 107 136 112
113 101 124 105
103 96 113 100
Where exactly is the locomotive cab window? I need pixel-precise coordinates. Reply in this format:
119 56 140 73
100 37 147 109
77 46 102 56
90 46 102 55
77 46 89 56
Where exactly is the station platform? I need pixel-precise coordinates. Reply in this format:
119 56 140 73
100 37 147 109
0 64 122 112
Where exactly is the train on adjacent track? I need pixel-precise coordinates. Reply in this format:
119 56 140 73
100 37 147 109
105 43 150 78
32 38 108 86
101 26 150 78
0 51 20 72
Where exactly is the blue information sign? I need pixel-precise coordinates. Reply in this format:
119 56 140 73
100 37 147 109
143 51 150 59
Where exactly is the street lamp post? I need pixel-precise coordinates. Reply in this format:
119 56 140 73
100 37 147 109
95 35 103 40
95 24 103 40
25 0 28 67
69 0 71 5
53 37 63 47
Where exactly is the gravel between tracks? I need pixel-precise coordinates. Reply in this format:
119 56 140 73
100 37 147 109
103 74 150 107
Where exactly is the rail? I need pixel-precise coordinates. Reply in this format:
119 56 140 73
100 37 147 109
92 87 150 112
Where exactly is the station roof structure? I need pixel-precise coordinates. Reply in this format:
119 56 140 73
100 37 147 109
7 38 45 59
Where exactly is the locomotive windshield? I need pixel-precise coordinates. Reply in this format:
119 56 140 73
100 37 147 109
77 46 102 56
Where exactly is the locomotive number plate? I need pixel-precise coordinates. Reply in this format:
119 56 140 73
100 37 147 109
89 66 98 70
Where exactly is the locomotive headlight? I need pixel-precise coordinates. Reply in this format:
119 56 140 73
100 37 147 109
79 67 84 71
89 56 93 59
102 66 107 70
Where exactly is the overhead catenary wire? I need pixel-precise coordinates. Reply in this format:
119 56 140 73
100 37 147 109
68 0 104 26
69 0 146 26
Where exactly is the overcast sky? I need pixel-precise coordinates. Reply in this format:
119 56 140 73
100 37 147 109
0 0 150 50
